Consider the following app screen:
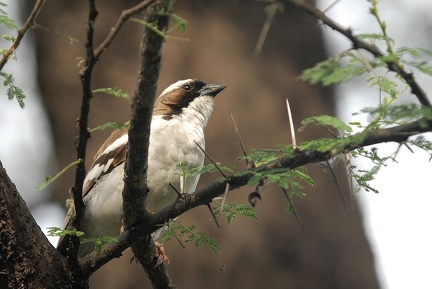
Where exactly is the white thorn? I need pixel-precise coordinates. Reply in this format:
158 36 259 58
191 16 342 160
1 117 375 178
220 183 230 214
286 98 297 148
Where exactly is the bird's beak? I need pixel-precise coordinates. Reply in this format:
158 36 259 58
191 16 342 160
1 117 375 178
200 83 227 97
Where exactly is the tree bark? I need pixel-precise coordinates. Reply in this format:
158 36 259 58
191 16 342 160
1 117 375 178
0 162 84 289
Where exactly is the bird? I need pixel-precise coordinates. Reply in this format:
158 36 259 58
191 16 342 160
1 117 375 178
57 79 226 257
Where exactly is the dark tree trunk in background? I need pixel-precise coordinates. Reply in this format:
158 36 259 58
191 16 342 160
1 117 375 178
29 0 380 288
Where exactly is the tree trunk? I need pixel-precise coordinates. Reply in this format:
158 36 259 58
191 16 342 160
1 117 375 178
0 162 83 289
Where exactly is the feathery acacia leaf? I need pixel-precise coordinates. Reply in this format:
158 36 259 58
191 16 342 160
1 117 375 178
93 87 130 99
300 115 352 133
1 71 26 108
159 220 220 254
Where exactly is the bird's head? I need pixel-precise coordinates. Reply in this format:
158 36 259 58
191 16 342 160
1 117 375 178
153 79 226 121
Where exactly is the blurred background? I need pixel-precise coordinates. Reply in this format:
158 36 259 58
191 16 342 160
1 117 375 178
1 0 431 288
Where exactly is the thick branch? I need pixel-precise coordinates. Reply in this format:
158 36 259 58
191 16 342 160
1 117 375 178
122 0 169 239
82 118 432 274
285 0 431 107
0 162 80 288
122 0 174 288
0 0 45 70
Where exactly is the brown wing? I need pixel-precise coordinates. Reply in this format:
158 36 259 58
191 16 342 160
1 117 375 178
82 128 129 197
57 127 128 255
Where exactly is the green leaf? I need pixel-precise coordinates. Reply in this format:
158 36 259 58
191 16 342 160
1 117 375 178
36 159 82 190
214 203 260 224
88 122 129 133
290 169 316 187
396 46 422 58
81 236 118 253
247 172 264 186
300 115 352 133
242 149 278 167
178 162 235 177
368 75 399 98
396 46 432 58
0 14 18 30
357 33 394 44
359 103 432 126
159 220 220 254
299 133 366 153
172 14 187 31
47 227 85 238
407 135 432 158
1 71 26 108
246 166 313 198
374 53 399 65
301 52 369 86
347 145 394 194
413 62 432 76
93 87 130 99
284 201 293 213
395 46 432 76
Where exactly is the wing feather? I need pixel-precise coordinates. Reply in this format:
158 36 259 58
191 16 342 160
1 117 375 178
82 128 129 197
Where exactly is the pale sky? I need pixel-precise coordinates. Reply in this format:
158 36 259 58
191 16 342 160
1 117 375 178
318 1 432 288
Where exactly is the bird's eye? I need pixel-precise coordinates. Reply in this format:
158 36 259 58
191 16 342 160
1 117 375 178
183 84 193 92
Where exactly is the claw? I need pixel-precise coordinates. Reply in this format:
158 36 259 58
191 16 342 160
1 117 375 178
154 241 169 267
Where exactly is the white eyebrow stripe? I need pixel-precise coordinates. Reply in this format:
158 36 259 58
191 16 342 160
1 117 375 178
160 79 193 96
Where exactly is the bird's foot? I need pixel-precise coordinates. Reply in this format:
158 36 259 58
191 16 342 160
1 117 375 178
154 241 169 267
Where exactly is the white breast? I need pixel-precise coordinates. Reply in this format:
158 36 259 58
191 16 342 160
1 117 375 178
146 114 206 212
80 95 214 251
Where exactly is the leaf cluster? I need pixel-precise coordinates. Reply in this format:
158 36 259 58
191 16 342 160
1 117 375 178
47 227 85 238
177 162 235 182
212 202 260 224
93 87 130 99
301 51 369 86
0 2 18 32
0 71 26 108
0 3 27 108
159 220 220 254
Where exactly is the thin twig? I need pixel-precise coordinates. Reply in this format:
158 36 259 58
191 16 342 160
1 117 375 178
356 49 377 76
325 160 351 218
206 203 221 228
93 0 155 60
229 112 248 165
169 183 182 197
173 233 186 249
0 0 45 70
281 188 303 231
66 0 99 265
403 142 414 154
194 141 228 178
36 159 82 190
253 2 282 58
323 0 341 13
309 116 338 138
